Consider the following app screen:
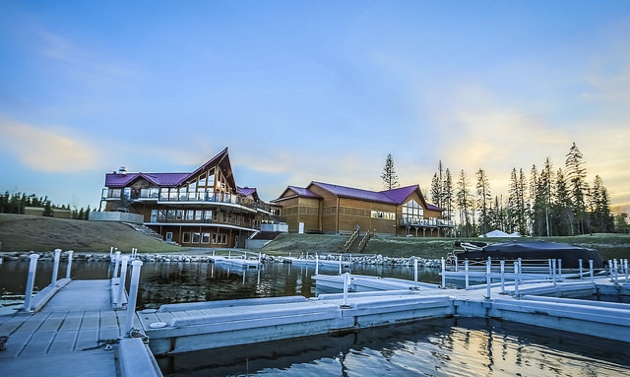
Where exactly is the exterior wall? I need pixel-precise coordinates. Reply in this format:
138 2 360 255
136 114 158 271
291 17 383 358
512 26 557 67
275 196 321 233
24 207 45 216
308 185 339 234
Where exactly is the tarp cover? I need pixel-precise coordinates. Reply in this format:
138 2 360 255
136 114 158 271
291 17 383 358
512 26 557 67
462 241 604 268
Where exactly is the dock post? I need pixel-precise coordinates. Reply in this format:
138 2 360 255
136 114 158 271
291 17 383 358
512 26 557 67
579 259 583 279
589 260 594 283
454 255 458 272
513 262 519 298
66 250 74 279
608 260 613 281
625 259 629 283
486 257 492 299
339 255 342 275
125 260 144 337
558 259 562 280
315 254 319 275
552 259 557 286
109 246 114 261
23 254 39 312
441 258 446 288
413 258 418 289
500 260 505 293
117 256 130 309
548 259 552 279
113 251 122 278
341 272 350 308
464 259 469 290
614 259 619 283
51 248 61 286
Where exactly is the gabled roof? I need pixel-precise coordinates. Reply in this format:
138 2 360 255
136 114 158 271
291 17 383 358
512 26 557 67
237 187 259 201
270 186 322 203
104 147 236 190
276 181 443 212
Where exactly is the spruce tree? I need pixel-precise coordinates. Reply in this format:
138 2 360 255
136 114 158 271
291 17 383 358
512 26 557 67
381 154 400 190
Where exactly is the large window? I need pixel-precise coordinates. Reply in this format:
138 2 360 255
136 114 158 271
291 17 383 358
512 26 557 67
371 210 395 220
402 200 424 224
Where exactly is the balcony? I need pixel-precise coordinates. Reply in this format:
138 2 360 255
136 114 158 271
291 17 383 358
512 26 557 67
101 188 271 212
400 218 454 228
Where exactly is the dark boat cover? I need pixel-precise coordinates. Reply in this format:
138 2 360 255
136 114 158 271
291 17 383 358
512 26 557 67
457 240 604 268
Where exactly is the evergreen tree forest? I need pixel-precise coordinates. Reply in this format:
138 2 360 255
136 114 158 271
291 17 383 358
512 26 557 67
429 143 623 236
0 191 92 220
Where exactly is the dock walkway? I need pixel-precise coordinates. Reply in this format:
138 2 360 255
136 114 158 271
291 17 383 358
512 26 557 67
0 279 161 377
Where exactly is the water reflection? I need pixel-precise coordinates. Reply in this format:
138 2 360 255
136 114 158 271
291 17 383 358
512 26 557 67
158 317 630 376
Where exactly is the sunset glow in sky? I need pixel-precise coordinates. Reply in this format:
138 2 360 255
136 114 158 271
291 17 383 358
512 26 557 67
1 1 629 214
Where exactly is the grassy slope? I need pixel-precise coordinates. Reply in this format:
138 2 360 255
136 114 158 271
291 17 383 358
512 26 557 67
1 213 629 260
262 232 630 261
0 214 182 253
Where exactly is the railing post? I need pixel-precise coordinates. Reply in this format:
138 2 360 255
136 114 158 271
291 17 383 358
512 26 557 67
341 272 350 308
548 259 552 279
124 260 143 337
117 256 130 309
500 260 505 294
23 254 39 312
65 250 74 279
413 258 418 290
579 259 583 279
625 259 629 283
454 255 458 272
552 259 557 286
51 248 61 286
614 259 619 283
113 251 121 278
441 258 446 288
558 259 562 280
486 257 492 299
513 262 519 298
315 254 319 275
589 260 594 283
608 260 613 281
464 259 469 290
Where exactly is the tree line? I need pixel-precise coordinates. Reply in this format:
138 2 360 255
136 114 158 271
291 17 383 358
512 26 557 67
381 143 629 236
428 143 628 236
0 191 92 220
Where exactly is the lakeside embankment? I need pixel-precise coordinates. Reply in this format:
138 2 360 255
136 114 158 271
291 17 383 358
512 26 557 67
1 213 629 261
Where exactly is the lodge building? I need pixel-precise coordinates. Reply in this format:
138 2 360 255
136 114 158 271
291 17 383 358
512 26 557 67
98 148 453 248
99 148 272 248
270 182 454 237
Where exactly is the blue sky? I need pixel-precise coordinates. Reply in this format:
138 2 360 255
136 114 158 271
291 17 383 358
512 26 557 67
1 1 629 213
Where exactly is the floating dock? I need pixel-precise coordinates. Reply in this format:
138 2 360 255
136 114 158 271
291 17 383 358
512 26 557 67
1 256 630 376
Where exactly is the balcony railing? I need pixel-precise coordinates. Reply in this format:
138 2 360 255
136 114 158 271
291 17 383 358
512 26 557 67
400 218 454 227
101 188 271 212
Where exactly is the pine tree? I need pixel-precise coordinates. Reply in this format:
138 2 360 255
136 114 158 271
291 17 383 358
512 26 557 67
381 154 400 190
456 169 473 236
565 142 588 234
476 169 492 235
443 168 454 224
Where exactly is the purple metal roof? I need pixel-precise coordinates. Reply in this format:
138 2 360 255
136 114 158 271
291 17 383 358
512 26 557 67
237 187 258 198
381 185 419 204
310 182 423 205
104 172 190 187
104 148 230 188
287 186 322 198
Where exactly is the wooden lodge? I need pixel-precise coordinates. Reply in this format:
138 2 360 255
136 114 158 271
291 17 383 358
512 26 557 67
271 182 454 237
99 148 272 248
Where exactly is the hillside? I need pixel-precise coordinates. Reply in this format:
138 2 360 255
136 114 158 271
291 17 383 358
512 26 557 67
0 214 182 253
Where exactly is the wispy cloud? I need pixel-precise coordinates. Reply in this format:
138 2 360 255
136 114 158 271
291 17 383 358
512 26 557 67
0 119 100 173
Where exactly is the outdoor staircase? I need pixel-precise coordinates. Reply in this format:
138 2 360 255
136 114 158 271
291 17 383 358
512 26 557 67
343 229 372 253
122 222 180 246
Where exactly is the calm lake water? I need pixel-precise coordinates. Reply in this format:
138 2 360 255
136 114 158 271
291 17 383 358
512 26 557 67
1 259 630 376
